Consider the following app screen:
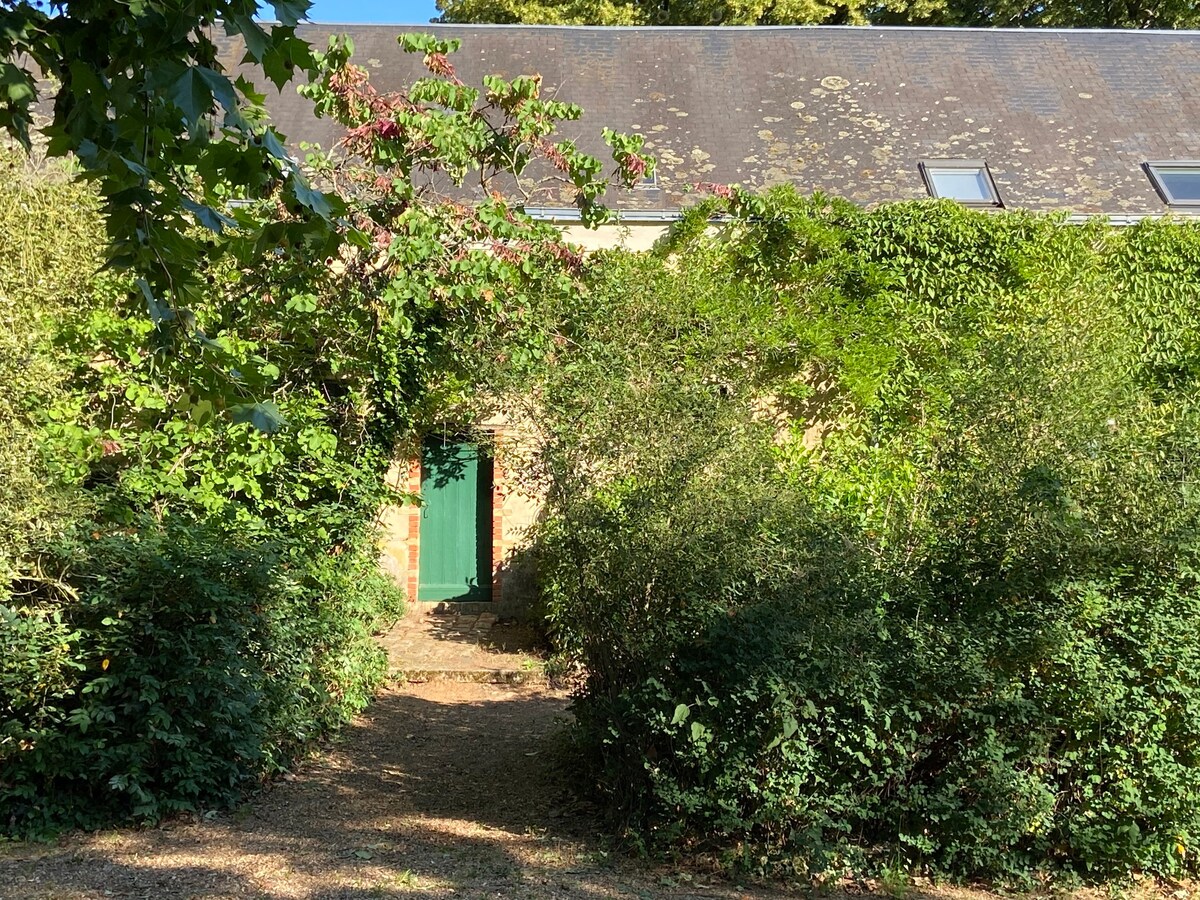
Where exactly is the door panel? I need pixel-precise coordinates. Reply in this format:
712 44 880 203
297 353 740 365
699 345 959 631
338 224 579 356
418 439 493 602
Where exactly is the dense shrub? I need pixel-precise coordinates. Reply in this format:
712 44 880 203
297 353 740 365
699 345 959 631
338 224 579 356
0 157 410 836
0 153 98 580
532 191 1200 881
2 520 403 835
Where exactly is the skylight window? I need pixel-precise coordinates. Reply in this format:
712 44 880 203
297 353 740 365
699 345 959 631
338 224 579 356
637 170 659 190
1144 162 1200 208
919 159 1003 207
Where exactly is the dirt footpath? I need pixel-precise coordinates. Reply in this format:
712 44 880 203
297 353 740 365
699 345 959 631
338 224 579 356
0 681 805 900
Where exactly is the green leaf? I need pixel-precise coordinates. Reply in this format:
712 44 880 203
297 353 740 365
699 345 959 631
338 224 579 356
168 67 214 124
197 68 239 118
260 127 290 162
260 33 315 89
269 0 312 27
182 197 237 233
118 156 150 177
231 402 288 434
286 293 319 313
226 14 271 61
670 703 690 725
191 399 215 426
136 279 174 326
0 61 34 104
235 75 267 108
287 173 334 218
260 45 296 91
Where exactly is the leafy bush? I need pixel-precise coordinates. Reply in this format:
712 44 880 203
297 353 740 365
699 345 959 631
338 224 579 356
532 191 1200 881
0 156 410 836
1 519 402 836
0 153 99 580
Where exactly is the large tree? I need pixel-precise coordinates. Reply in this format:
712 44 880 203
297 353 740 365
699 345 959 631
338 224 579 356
0 0 333 324
435 0 1198 28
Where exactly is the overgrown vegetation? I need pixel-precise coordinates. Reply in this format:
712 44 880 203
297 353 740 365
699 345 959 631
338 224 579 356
7 15 1199 884
1 31 649 837
0 157 408 834
529 190 1200 882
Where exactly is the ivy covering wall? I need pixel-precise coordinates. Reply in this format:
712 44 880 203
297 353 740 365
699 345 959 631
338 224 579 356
530 189 1200 881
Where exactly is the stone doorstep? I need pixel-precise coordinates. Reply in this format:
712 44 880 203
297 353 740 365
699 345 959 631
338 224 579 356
420 600 499 616
393 667 540 685
381 601 546 685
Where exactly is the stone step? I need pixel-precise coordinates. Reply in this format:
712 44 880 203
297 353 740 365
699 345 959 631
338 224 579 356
420 601 501 616
392 667 541 685
379 605 546 686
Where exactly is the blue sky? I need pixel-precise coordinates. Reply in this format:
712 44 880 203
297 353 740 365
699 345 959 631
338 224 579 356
303 0 442 23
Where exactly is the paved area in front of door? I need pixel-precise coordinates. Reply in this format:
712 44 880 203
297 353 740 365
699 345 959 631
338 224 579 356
378 606 547 683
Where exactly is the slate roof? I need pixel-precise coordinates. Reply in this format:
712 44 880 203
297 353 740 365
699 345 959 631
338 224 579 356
217 25 1200 216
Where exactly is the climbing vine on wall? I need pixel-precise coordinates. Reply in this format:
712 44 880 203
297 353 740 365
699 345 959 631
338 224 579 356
531 187 1200 881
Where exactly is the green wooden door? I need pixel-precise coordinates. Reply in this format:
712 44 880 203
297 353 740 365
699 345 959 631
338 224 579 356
418 439 493 602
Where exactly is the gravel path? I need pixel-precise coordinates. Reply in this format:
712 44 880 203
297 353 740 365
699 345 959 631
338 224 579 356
0 681 801 900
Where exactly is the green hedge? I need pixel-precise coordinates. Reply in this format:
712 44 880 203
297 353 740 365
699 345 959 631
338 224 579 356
534 192 1200 881
0 154 99 579
0 157 406 837
3 521 403 835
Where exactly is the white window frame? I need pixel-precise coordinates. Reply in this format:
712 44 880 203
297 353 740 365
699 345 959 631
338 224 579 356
918 159 1003 208
1144 161 1200 209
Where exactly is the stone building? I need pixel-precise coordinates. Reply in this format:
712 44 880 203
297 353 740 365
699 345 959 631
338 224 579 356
224 24 1200 611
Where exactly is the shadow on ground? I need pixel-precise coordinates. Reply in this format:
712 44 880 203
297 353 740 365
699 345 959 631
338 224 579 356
375 607 549 682
0 683 803 900
0 683 1013 900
